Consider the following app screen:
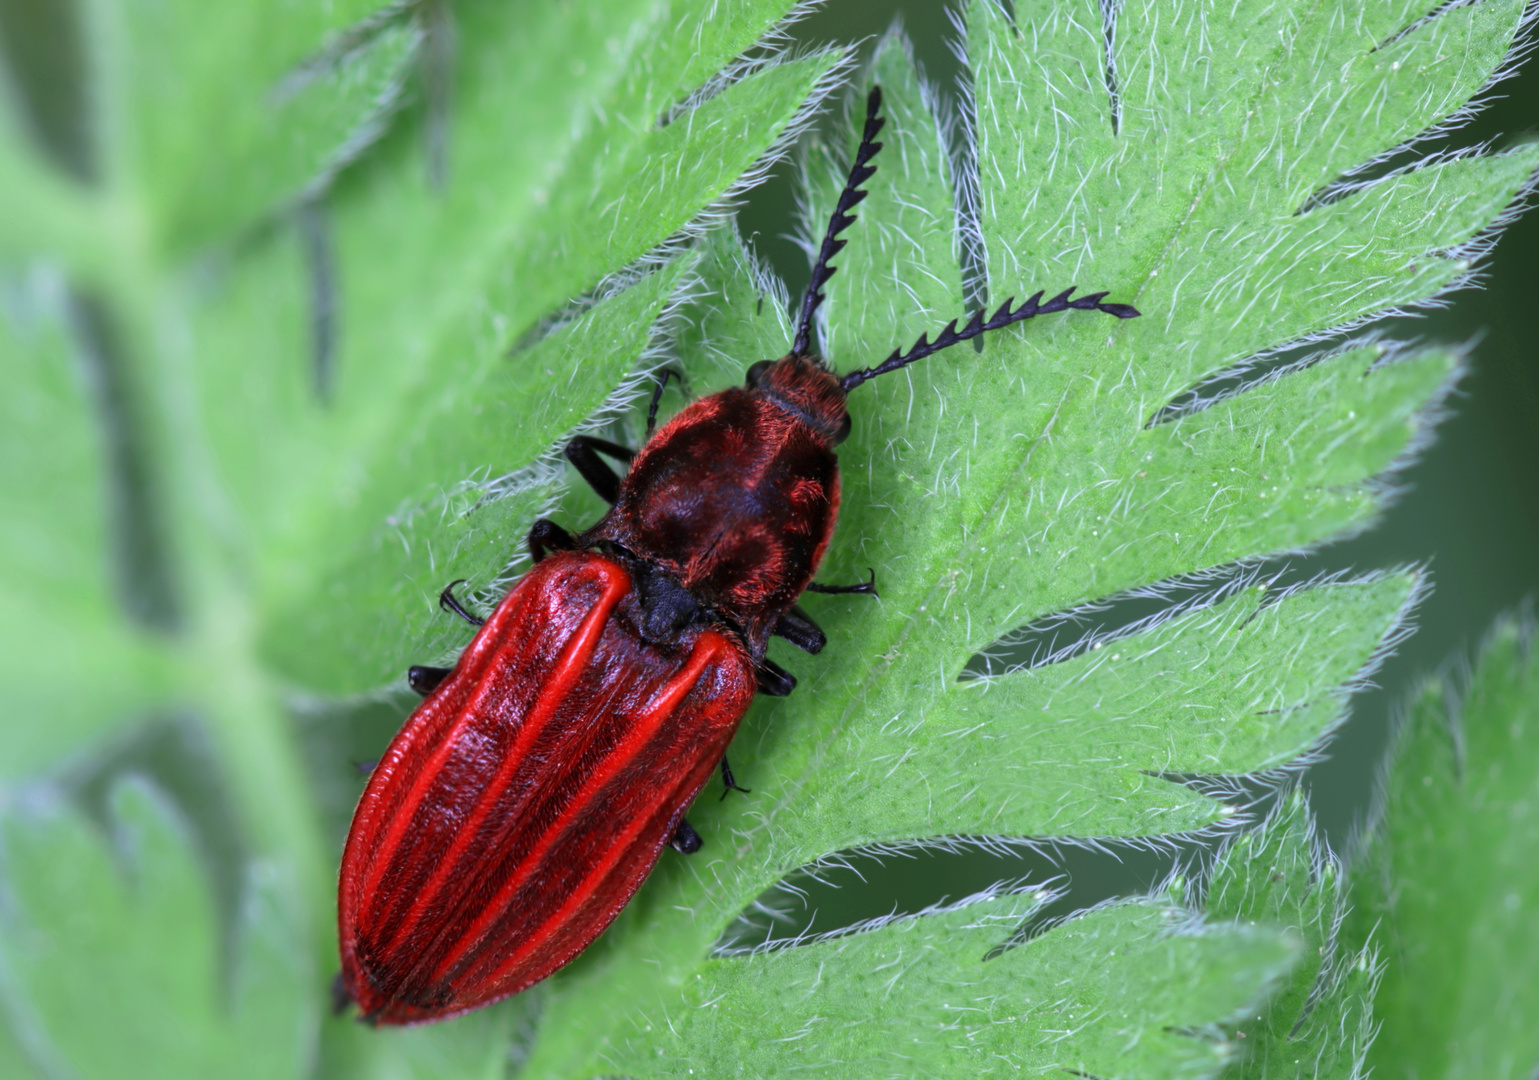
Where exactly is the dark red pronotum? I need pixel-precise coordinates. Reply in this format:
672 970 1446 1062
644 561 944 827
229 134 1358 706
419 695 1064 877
336 86 1138 1025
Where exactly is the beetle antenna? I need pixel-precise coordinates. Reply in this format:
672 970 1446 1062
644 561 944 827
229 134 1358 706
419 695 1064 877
792 86 886 359
839 289 1141 391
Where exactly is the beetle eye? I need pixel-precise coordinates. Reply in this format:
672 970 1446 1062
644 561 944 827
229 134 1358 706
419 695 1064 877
745 360 773 387
831 411 853 445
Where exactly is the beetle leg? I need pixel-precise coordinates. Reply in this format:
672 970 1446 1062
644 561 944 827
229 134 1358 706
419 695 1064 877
670 818 703 854
331 971 353 1015
407 665 452 695
772 606 826 655
805 567 879 597
564 436 635 504
719 756 751 800
438 580 485 627
528 518 576 563
646 368 682 437
757 657 797 697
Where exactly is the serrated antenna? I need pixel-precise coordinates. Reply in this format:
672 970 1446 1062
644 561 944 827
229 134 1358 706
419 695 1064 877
840 289 1140 392
792 86 886 358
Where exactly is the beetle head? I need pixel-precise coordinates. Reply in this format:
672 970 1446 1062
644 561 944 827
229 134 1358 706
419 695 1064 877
745 354 852 445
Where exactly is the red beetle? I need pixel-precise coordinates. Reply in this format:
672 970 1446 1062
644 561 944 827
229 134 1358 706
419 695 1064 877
337 87 1137 1024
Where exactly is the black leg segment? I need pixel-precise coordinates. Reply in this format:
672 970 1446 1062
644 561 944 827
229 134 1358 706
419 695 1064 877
438 580 485 627
331 971 353 1016
647 368 682 438
408 665 453 695
564 436 635 504
670 818 703 854
772 606 826 655
757 657 797 697
806 567 879 597
719 756 750 800
528 517 577 563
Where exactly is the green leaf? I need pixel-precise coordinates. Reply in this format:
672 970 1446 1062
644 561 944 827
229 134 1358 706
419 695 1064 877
0 777 311 1079
778 571 1422 853
1209 794 1378 1080
0 273 179 778
117 0 416 252
603 891 1298 1079
0 92 99 267
1344 617 1539 1080
671 210 795 389
260 255 695 692
0 1025 38 1080
317 991 531 1080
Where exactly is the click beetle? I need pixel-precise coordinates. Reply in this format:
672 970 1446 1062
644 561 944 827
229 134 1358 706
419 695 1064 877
337 86 1138 1025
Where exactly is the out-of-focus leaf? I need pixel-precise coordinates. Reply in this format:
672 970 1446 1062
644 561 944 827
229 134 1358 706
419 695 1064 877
0 778 312 1079
119 0 411 250
0 273 178 776
1346 617 1539 1080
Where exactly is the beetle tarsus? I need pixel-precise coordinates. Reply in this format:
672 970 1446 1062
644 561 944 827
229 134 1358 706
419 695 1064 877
438 580 486 627
756 658 797 697
806 567 878 597
331 971 354 1016
408 665 453 696
528 518 577 563
670 818 703 854
772 606 826 654
719 756 750 800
